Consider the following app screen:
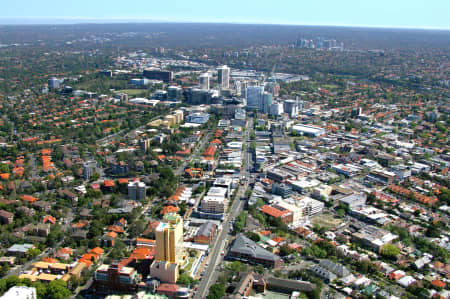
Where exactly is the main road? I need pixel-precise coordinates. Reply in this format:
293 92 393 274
194 118 253 299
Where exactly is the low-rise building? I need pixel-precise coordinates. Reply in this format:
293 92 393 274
94 262 140 294
229 234 283 268
0 286 36 299
0 210 14 224
194 222 217 245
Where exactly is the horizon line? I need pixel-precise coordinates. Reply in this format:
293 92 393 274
0 16 449 31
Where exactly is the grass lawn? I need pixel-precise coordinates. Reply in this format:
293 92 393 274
182 256 197 272
312 213 343 230
117 89 147 97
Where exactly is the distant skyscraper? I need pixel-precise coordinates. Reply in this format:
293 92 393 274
284 100 298 118
270 102 284 117
261 92 273 114
167 86 183 101
48 77 61 89
199 73 210 90
240 81 248 99
217 65 230 89
265 82 280 97
246 86 264 111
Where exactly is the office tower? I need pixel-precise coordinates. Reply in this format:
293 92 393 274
167 86 183 101
217 65 230 89
284 100 298 118
186 88 213 105
48 77 61 89
199 73 210 90
143 69 173 83
270 102 284 117
128 181 146 201
114 93 128 103
82 161 97 180
150 213 184 283
296 96 305 112
261 92 273 114
246 86 264 111
265 82 280 97
240 81 248 99
139 139 151 152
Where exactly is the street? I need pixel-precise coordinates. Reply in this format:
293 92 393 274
195 118 252 299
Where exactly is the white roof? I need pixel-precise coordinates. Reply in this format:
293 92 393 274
397 276 416 287
207 187 228 198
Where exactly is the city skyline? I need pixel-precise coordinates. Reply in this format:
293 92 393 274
0 0 449 30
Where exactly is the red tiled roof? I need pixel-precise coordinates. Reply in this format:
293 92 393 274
261 205 289 218
104 180 115 187
431 279 446 288
118 178 129 184
43 216 56 224
21 195 39 203
157 283 179 293
89 247 104 256
202 146 216 157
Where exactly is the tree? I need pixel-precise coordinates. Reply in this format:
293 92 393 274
380 244 400 260
27 248 41 258
177 273 195 286
279 244 294 257
245 231 261 242
255 265 265 274
46 280 71 299
425 223 441 238
208 283 225 299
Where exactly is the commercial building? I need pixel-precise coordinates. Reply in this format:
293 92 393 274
199 73 210 90
143 69 173 83
288 178 321 193
200 186 228 215
246 86 264 110
201 196 225 214
291 124 325 137
270 102 284 117
352 226 398 252
261 92 273 114
48 77 62 89
338 193 366 209
366 169 396 185
271 183 292 198
194 222 217 245
185 112 210 124
128 181 146 201
283 100 298 118
217 65 230 89
261 205 293 224
94 262 140 293
139 138 151 152
150 213 184 283
167 86 184 101
229 234 283 268
273 197 324 223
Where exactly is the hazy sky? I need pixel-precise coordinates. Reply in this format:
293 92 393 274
0 0 449 29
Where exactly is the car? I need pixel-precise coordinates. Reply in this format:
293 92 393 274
221 251 225 256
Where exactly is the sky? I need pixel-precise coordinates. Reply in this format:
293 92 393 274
0 0 449 30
